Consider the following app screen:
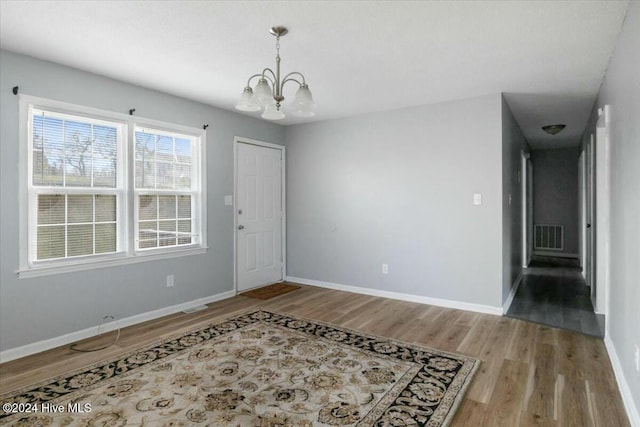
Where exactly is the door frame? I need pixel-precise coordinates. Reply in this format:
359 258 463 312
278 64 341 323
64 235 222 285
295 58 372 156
587 133 595 292
233 136 286 294
578 146 587 279
594 105 611 319
521 150 531 268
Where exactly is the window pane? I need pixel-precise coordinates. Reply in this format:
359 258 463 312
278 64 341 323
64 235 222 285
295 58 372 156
160 238 176 247
65 120 93 187
156 135 173 162
159 195 176 219
155 162 174 189
175 138 191 162
33 115 64 186
159 220 175 232
32 111 120 189
38 195 65 225
135 131 155 189
138 220 157 249
139 195 157 220
175 164 191 189
95 223 116 254
136 192 195 250
93 125 117 187
67 195 93 223
37 226 65 259
177 196 191 218
95 195 116 222
178 220 191 245
138 160 156 188
93 157 116 187
134 128 194 191
68 224 93 257
135 131 155 159
159 221 176 247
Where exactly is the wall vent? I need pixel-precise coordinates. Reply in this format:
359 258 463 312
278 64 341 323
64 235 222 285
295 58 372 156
534 224 564 251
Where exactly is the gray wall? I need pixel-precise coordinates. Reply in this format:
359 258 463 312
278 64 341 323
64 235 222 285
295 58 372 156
531 147 580 254
585 0 640 416
501 97 529 302
0 50 285 352
284 94 504 309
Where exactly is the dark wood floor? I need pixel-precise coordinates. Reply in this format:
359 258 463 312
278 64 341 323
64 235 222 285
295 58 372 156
507 256 605 337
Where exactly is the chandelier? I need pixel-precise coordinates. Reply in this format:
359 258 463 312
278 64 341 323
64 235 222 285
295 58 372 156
235 26 315 120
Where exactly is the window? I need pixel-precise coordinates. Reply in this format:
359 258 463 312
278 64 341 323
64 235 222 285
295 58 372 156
134 128 198 250
31 110 123 261
20 96 206 277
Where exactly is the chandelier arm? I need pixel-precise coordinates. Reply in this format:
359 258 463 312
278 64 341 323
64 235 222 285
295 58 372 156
281 76 303 90
262 68 277 86
282 72 306 85
246 73 263 87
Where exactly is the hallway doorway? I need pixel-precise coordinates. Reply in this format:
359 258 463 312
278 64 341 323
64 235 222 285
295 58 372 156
506 255 604 337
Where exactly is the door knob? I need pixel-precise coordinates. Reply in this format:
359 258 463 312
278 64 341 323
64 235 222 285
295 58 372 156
238 225 245 230
587 224 591 228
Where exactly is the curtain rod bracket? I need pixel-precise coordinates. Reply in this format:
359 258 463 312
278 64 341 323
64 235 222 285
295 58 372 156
12 86 19 95
129 108 135 116
203 124 209 130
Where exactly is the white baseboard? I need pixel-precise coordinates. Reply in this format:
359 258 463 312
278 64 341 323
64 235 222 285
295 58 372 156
286 276 503 316
604 335 640 427
0 290 236 363
502 271 523 314
533 251 579 259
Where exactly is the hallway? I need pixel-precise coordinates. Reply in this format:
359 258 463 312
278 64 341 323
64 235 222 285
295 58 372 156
506 256 605 337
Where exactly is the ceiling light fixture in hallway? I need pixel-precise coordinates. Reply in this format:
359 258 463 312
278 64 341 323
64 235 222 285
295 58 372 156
541 124 566 135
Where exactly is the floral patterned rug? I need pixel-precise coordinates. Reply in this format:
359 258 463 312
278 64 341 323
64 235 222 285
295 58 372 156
0 310 478 426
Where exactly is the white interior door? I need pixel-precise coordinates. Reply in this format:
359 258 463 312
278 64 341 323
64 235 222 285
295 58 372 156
235 140 284 292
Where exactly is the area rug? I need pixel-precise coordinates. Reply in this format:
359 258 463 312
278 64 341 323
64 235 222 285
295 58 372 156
0 310 478 426
241 283 301 300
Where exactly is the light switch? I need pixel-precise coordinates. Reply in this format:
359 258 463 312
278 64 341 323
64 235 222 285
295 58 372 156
224 195 233 206
473 193 482 206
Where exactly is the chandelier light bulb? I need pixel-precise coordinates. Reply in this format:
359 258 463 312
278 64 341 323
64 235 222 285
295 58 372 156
252 79 274 107
290 84 315 117
261 104 285 120
235 87 261 112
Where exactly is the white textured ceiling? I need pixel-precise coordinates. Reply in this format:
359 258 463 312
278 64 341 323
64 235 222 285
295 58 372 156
0 1 629 149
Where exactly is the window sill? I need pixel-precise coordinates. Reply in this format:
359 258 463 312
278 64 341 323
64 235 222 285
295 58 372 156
17 247 208 279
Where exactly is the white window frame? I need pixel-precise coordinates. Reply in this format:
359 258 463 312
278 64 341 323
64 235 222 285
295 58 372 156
18 95 207 278
133 125 204 253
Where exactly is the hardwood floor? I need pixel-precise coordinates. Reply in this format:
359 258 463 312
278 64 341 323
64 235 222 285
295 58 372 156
0 284 630 426
507 258 605 337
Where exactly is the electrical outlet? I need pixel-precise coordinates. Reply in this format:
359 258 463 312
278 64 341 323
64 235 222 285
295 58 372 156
382 264 388 274
166 275 174 288
635 344 639 372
